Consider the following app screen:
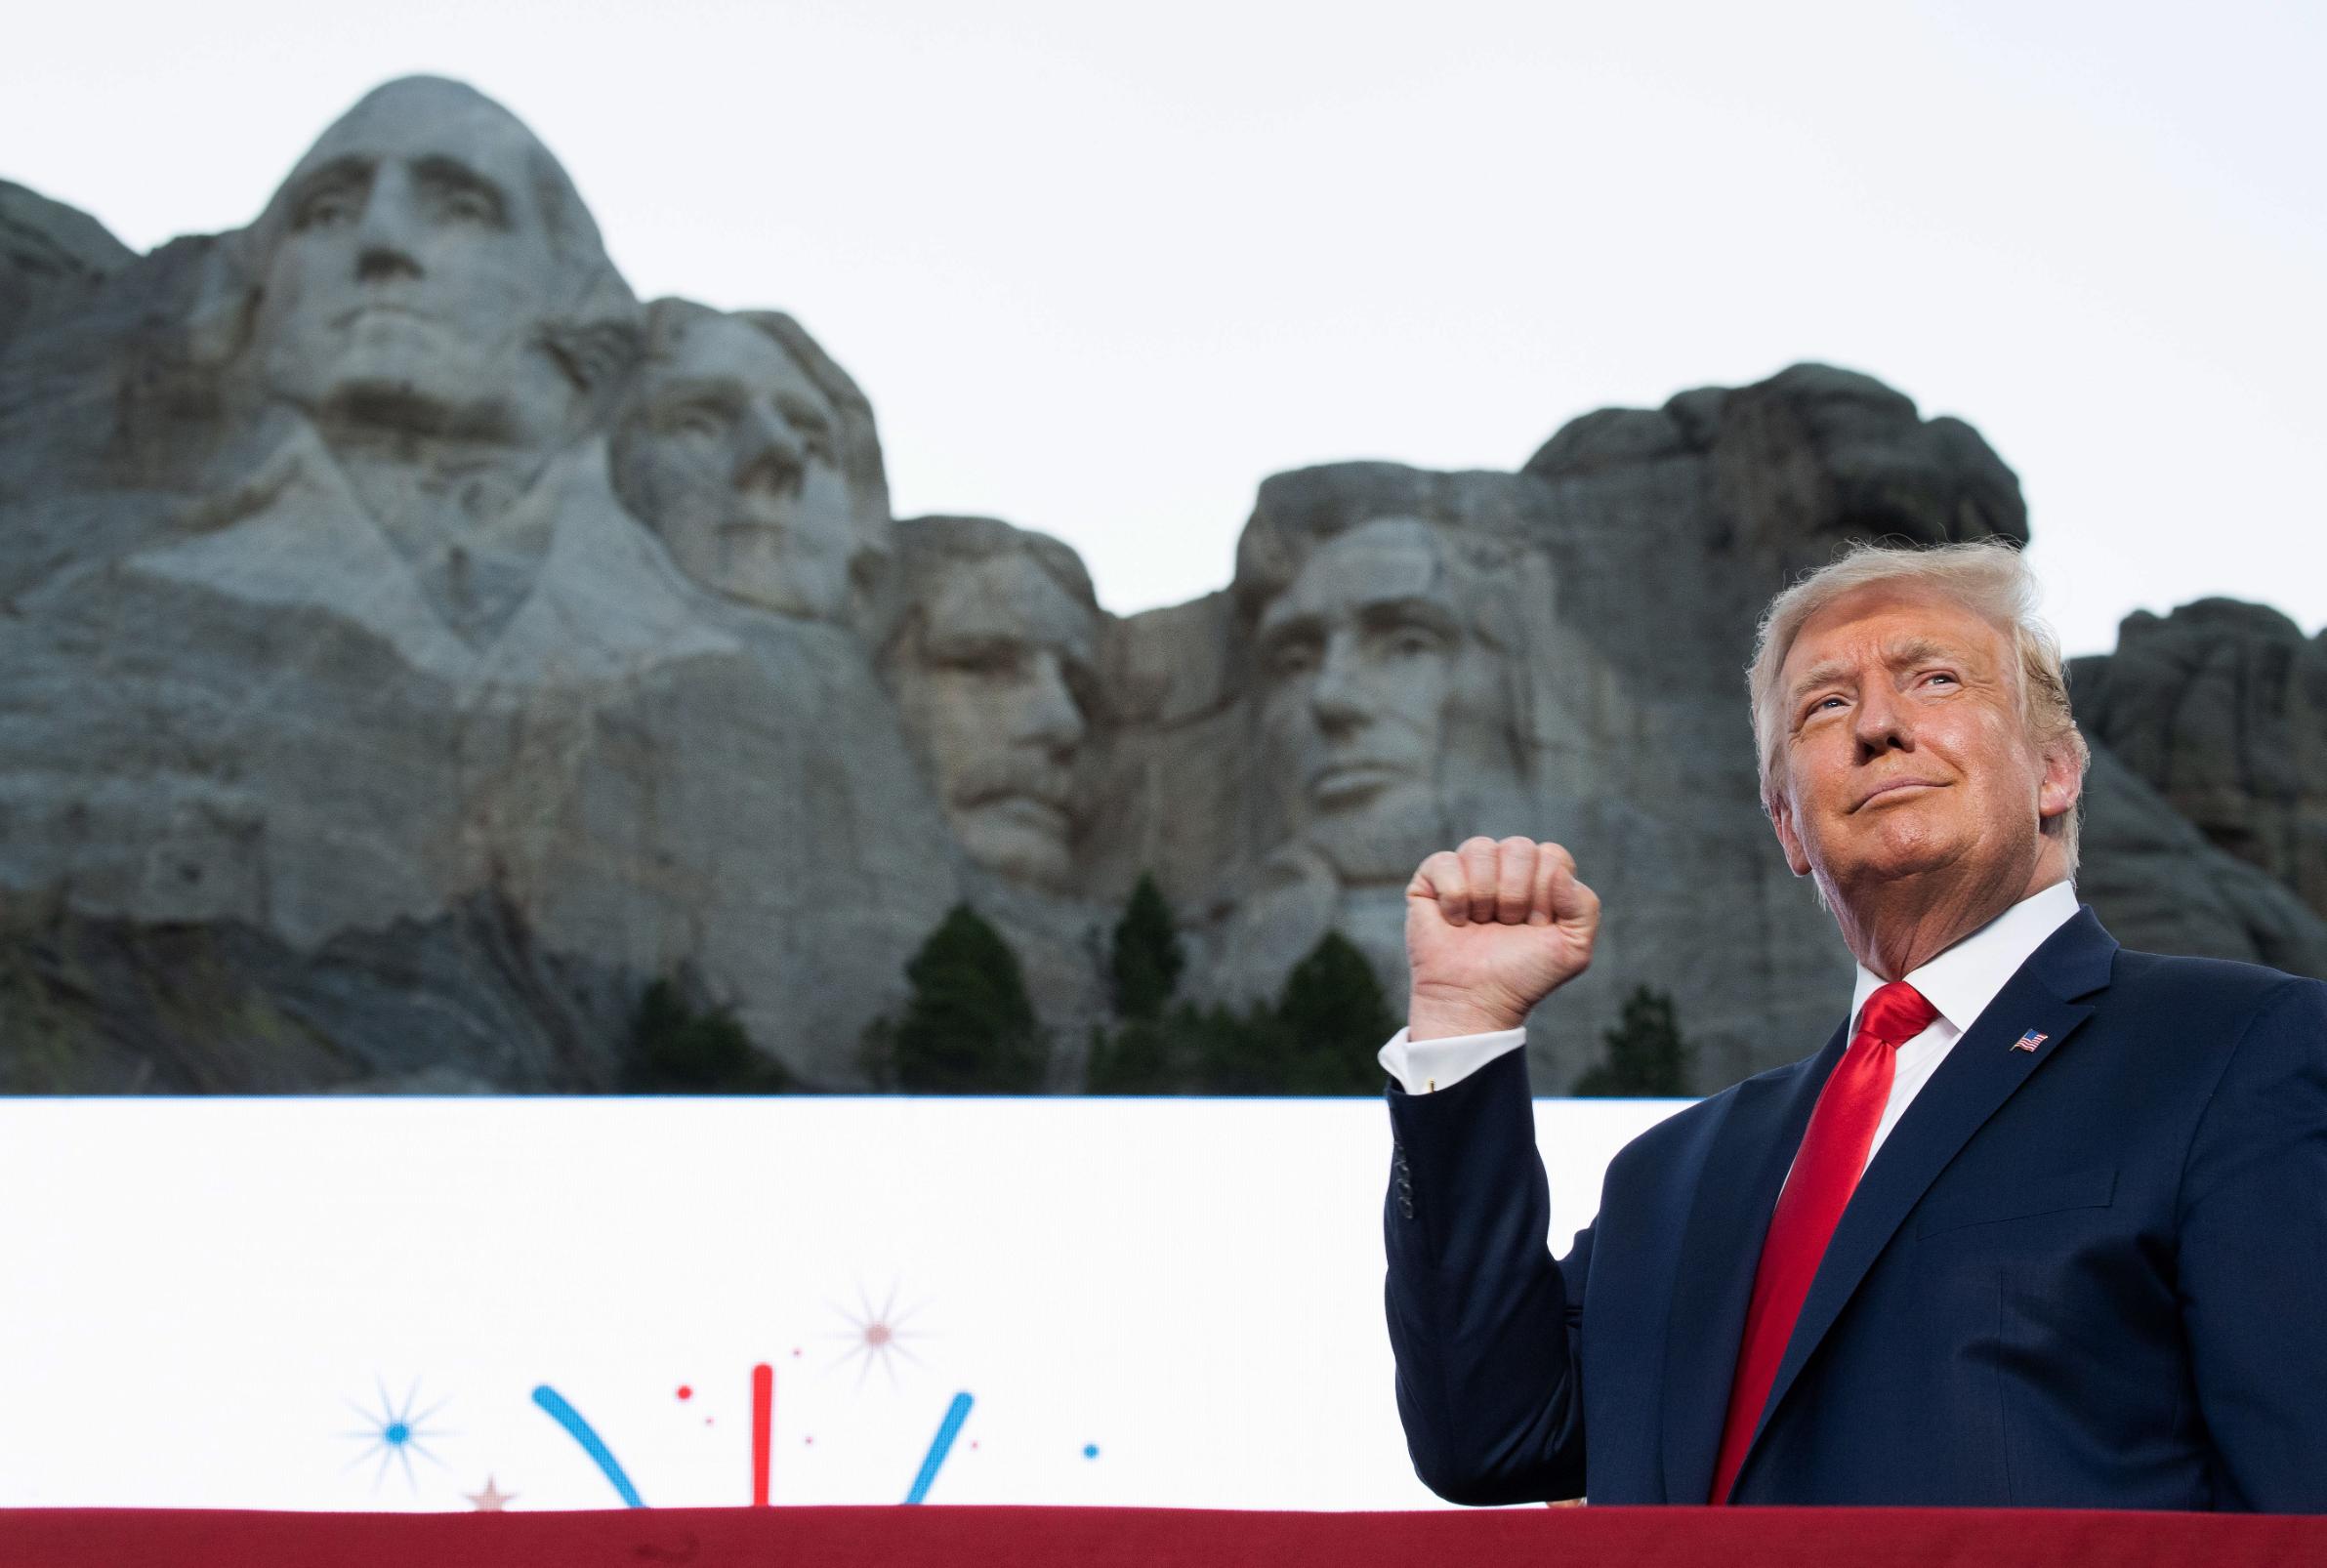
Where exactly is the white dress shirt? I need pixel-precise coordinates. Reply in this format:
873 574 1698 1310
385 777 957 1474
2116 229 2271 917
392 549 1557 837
1379 882 2082 1167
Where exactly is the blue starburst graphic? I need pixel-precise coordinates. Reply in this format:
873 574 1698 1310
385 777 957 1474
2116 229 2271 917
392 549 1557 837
342 1377 451 1493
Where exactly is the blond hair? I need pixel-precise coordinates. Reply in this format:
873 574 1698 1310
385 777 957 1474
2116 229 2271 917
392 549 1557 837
1746 540 2090 871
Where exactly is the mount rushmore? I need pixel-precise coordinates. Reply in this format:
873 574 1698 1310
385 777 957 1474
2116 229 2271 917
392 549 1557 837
2 76 2321 1094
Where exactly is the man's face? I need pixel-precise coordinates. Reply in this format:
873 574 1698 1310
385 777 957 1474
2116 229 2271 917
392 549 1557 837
1255 517 1482 884
893 553 1097 889
251 89 567 439
614 314 856 622
1769 581 2080 903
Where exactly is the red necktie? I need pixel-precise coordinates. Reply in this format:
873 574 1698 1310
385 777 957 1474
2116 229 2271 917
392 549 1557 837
1708 979 1937 1504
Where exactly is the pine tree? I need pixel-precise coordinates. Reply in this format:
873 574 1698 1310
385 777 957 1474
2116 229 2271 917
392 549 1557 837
1270 931 1399 1093
1179 932 1394 1095
1184 1001 1292 1095
1107 873 1185 1021
1085 1017 1184 1093
1572 985 1692 1096
887 904 1047 1093
622 977 794 1093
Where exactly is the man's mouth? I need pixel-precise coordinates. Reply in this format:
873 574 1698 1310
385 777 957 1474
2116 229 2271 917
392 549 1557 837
1851 778 1946 812
334 303 436 328
972 795 1071 836
1310 761 1412 805
958 776 1075 836
718 517 792 546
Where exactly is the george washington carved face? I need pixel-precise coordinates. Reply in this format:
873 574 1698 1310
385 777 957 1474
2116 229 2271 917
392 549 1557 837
246 77 619 449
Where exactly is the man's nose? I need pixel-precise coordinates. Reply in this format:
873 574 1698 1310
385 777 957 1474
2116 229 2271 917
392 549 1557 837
733 404 807 497
1018 651 1087 756
353 167 424 283
1851 680 1913 757
1309 635 1371 736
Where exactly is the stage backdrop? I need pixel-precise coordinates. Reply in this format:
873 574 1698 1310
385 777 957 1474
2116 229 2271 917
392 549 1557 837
0 1094 1681 1512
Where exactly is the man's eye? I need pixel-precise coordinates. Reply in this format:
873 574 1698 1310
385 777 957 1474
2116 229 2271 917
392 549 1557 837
664 403 729 439
1387 629 1442 658
441 191 493 223
1268 641 1319 679
296 192 358 228
936 642 1022 680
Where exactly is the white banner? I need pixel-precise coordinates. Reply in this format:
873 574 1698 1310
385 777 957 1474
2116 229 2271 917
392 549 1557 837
0 1094 1683 1511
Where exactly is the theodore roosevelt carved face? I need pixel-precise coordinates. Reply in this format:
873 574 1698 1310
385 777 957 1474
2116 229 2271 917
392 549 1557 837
882 517 1101 891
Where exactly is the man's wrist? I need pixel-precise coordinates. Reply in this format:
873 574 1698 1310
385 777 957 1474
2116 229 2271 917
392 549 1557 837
1407 995 1526 1042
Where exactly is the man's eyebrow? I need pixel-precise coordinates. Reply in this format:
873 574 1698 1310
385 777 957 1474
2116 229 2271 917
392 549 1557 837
922 627 1025 658
650 377 744 413
1788 636 1976 705
1256 603 1321 643
284 155 371 203
412 154 511 222
1786 656 1856 703
1356 596 1459 634
773 392 833 433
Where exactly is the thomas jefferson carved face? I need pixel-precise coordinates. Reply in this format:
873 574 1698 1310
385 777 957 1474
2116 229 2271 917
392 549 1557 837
1255 516 1512 886
248 78 588 447
612 309 858 623
888 539 1099 890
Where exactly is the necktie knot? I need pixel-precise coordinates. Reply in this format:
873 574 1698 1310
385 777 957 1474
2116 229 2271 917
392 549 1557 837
1856 980 1937 1050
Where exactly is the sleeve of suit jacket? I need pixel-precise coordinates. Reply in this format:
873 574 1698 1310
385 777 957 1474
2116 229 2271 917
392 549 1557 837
2178 975 2327 1510
1383 1048 1591 1504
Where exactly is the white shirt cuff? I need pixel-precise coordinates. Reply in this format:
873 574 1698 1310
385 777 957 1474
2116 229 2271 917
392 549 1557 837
1377 1024 1529 1095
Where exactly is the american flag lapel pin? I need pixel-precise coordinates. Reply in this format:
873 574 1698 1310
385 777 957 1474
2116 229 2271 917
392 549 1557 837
2012 1029 2048 1053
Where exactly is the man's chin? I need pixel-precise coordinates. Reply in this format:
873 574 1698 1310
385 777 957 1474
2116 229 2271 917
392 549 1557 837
313 364 524 443
1821 838 1973 894
1300 785 1441 887
714 534 851 622
954 805 1074 891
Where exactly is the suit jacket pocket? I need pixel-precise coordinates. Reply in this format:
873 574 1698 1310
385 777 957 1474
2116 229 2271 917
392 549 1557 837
1913 1167 2117 1237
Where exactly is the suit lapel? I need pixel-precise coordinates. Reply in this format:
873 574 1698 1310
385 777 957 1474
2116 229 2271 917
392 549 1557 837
1739 908 2120 1473
1658 1024 1845 1503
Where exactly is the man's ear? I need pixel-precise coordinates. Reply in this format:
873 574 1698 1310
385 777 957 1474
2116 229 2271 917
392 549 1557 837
1769 786 1813 878
2037 735 2086 827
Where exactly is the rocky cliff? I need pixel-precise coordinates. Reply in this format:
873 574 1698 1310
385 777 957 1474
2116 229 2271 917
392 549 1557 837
3 76 2318 1093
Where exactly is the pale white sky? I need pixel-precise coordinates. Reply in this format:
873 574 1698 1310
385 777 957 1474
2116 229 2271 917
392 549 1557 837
7 0 2321 653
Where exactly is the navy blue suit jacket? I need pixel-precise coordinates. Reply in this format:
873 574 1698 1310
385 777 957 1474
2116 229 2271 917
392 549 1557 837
1383 909 2327 1509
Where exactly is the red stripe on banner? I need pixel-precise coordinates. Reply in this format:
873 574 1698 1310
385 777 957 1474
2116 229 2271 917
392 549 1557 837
0 1506 2319 1568
751 1363 773 1506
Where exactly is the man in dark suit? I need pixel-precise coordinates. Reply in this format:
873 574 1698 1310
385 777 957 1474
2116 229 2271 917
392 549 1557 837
1381 541 2327 1509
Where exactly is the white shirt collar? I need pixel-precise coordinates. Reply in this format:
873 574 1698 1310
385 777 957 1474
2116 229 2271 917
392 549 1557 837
1848 880 2082 1037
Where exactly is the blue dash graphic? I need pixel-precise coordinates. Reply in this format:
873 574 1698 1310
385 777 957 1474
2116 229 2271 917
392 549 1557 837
903 1391 975 1505
532 1383 646 1507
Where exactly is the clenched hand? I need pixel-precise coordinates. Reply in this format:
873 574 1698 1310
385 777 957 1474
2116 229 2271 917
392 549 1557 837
1405 836 1601 1041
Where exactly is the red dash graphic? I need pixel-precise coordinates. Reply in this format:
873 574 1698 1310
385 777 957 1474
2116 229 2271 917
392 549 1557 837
751 1363 773 1506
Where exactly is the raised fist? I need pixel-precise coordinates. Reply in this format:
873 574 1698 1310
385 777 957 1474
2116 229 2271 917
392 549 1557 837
1405 837 1601 1040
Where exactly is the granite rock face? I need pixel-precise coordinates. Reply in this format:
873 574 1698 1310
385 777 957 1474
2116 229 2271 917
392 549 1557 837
2073 743 2327 979
1088 368 2039 1092
0 180 134 350
3 80 2321 1094
2072 599 2327 921
0 79 961 1090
